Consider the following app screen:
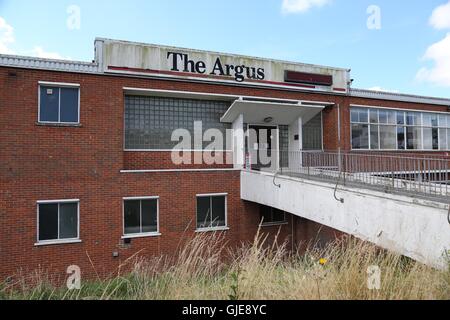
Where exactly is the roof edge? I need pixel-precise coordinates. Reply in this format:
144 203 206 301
350 88 450 107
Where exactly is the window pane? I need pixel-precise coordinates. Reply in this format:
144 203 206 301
60 88 79 123
124 200 141 234
302 113 322 151
59 203 78 239
406 127 422 150
423 128 432 150
439 115 447 128
211 196 226 227
370 125 379 149
406 112 421 126
379 125 397 149
395 111 405 125
432 127 439 150
141 199 158 233
271 208 286 223
424 114 438 127
260 205 272 224
423 114 431 127
350 108 368 123
197 197 211 229
38 204 58 241
439 128 447 150
369 110 378 123
431 115 438 127
397 127 406 150
448 129 450 150
380 110 388 124
39 86 59 122
351 124 369 149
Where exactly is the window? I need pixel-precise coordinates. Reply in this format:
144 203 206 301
37 200 79 244
302 112 323 151
351 107 450 151
260 205 287 225
123 197 159 237
39 83 80 124
124 96 231 150
196 194 227 230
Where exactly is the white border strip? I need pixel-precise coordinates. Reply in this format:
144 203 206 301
121 168 240 173
196 192 228 197
123 196 160 200
123 87 334 106
37 199 80 204
38 81 80 87
124 149 233 152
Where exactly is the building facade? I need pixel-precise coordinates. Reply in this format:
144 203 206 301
1 38 449 280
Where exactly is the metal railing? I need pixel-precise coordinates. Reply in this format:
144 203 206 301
270 150 450 202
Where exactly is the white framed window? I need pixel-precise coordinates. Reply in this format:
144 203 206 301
38 81 80 124
123 197 160 238
36 199 80 246
351 106 450 151
196 193 228 231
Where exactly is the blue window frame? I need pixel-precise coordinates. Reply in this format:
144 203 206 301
39 85 79 124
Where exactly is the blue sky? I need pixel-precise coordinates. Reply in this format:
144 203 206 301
1 0 450 98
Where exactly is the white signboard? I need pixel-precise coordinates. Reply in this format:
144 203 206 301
96 38 350 93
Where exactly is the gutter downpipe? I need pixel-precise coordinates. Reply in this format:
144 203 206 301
337 103 342 171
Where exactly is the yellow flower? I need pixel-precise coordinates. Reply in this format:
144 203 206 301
319 258 328 266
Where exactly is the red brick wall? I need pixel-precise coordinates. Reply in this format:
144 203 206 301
0 66 447 281
124 151 234 170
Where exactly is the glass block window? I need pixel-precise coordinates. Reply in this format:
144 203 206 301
303 112 323 150
279 125 289 168
125 96 231 150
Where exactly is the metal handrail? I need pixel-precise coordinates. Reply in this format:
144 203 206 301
264 150 450 203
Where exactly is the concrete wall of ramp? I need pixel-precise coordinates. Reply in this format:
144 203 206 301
241 170 450 269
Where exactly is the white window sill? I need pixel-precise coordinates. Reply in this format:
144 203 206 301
34 239 82 247
36 122 82 127
121 232 161 240
259 222 289 227
195 226 229 233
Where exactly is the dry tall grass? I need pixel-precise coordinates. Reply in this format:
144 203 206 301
1 231 449 300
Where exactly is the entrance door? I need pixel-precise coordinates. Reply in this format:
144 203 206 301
248 125 277 171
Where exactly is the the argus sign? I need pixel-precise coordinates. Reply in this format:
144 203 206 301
167 52 265 82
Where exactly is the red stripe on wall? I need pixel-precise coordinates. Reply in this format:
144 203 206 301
107 66 317 89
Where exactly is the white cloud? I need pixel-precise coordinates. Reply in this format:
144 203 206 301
367 86 399 93
31 46 70 60
416 33 450 87
429 1 450 30
0 16 15 54
0 17 69 60
281 0 331 14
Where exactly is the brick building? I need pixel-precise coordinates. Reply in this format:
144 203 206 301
1 38 449 280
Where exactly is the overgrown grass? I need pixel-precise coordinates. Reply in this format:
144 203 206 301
1 231 449 300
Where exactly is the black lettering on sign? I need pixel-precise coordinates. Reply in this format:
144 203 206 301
167 52 266 82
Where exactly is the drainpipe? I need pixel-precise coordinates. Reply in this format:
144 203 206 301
337 103 342 171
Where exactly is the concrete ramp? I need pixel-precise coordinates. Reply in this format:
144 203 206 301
241 170 450 269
